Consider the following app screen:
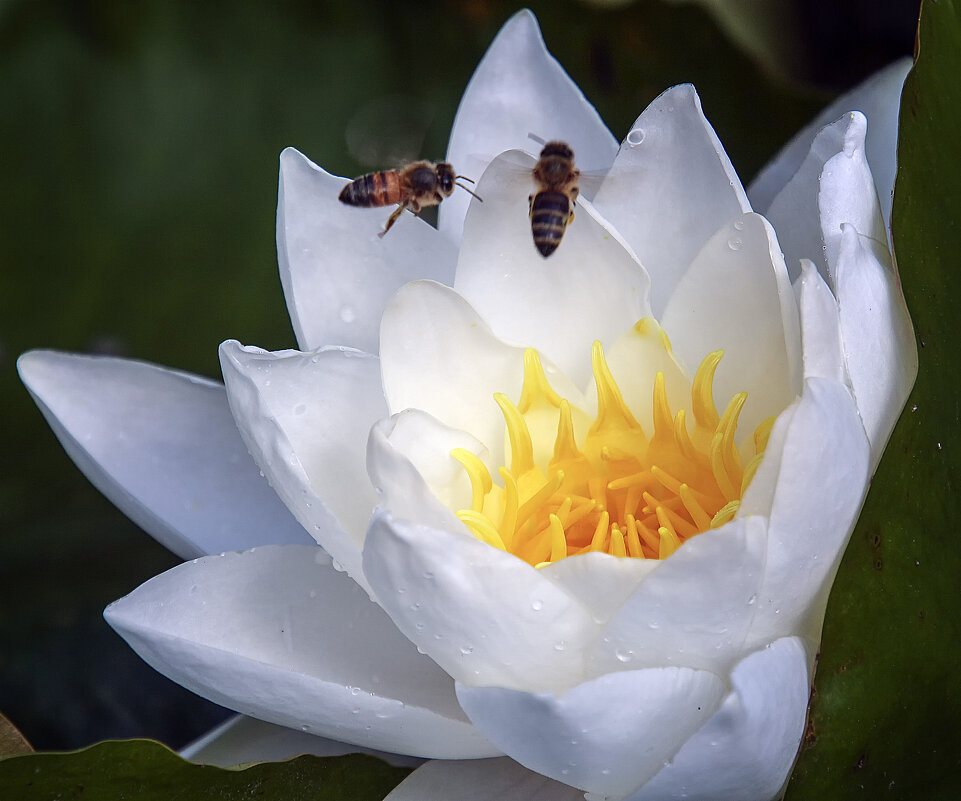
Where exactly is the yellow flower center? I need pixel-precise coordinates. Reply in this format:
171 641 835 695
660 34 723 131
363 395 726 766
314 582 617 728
452 320 773 567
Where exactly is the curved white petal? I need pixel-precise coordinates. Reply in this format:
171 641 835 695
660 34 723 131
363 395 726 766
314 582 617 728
17 350 310 560
538 552 658 626
456 666 725 796
835 225 918 468
742 377 870 647
453 151 652 387
628 637 809 801
379 280 528 465
749 58 910 231
764 112 854 284
385 758 583 801
442 9 618 242
591 517 767 677
181 714 424 768
660 212 801 441
277 148 458 352
363 512 596 694
367 410 481 532
105 545 499 759
818 112 889 279
219 341 386 590
797 259 846 384
592 84 751 317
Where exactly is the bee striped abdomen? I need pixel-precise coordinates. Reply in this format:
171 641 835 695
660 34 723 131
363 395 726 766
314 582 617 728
530 190 572 257
338 171 402 207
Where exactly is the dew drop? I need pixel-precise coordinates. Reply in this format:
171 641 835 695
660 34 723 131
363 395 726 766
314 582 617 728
727 237 742 251
422 570 435 580
733 219 745 231
308 589 317 599
601 768 611 776
350 686 362 696
339 305 356 323
553 641 567 652
331 559 344 572
351 707 360 715
460 645 474 656
293 403 307 415
301 724 311 732
626 128 646 146
648 620 660 630
615 648 634 663
531 599 544 612
189 584 198 594
415 621 425 630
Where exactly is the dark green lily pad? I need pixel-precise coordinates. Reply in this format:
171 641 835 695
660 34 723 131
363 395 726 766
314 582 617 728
786 0 961 798
0 740 411 801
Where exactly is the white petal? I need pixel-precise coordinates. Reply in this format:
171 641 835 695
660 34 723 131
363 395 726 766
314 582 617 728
749 58 911 231
819 112 889 278
742 377 870 647
105 545 499 759
456 666 725 796
363 512 596 694
17 350 310 560
367 410 481 532
763 112 851 283
277 148 458 352
442 9 618 242
385 758 583 801
797 259 846 383
592 84 751 317
538 552 658 626
660 213 801 441
181 715 424 768
453 151 652 387
835 225 918 467
219 341 386 590
379 280 527 465
591 516 767 676
628 637 809 801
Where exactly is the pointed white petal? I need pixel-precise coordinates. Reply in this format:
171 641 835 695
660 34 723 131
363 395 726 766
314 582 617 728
628 637 809 801
819 112 889 278
742 377 870 647
442 9 618 241
277 148 457 352
181 715 424 768
219 341 386 590
764 113 851 283
660 213 801 440
749 58 910 231
367 410 481 533
385 758 583 801
363 512 596 694
835 225 918 467
17 350 310 560
105 545 499 759
379 280 528 465
797 259 846 384
453 151 651 387
592 84 751 317
591 517 767 676
456 666 725 796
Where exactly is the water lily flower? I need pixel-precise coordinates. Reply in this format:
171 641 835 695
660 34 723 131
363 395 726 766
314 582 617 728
18 10 915 801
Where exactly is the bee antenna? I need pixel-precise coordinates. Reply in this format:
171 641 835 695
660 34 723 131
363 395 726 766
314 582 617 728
456 181 484 202
527 132 547 146
456 174 476 184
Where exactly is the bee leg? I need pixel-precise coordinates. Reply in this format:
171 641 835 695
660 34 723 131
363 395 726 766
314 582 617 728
528 194 534 218
379 202 410 237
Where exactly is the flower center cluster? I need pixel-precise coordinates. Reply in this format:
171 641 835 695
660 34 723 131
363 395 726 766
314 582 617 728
453 321 773 567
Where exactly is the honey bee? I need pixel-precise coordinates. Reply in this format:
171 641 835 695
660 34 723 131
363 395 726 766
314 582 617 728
339 161 481 236
529 141 580 257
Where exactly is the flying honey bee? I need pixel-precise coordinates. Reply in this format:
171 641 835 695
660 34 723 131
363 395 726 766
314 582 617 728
338 161 481 236
529 140 580 257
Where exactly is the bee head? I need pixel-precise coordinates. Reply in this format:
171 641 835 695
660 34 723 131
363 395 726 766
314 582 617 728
435 163 456 196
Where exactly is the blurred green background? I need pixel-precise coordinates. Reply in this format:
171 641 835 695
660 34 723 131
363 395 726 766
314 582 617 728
1 0 918 757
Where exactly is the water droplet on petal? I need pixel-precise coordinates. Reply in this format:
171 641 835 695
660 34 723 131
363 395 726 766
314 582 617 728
460 645 474 656
626 128 646 146
531 599 544 611
339 305 356 323
727 237 742 251
554 641 567 652
733 219 745 231
615 648 634 663
294 403 307 415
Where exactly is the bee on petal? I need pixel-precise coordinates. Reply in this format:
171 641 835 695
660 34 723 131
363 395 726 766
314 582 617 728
529 141 579 257
339 161 481 236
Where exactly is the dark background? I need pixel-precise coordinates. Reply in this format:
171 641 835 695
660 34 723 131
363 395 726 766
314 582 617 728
0 0 918 751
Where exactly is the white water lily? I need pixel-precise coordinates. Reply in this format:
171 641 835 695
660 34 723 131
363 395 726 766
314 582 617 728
18 10 916 801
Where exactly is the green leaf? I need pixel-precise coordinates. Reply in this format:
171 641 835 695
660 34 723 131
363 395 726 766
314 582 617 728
0 739 411 801
786 1 961 798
